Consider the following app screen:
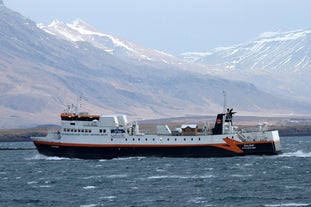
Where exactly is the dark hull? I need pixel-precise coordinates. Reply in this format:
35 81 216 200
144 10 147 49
33 141 281 159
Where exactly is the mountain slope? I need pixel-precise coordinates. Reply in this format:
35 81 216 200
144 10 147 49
0 2 309 128
181 30 311 72
38 19 187 68
180 30 311 102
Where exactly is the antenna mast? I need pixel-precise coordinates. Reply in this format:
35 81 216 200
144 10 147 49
223 90 227 113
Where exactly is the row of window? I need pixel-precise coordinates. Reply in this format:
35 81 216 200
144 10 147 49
111 137 202 142
63 128 110 133
63 128 92 133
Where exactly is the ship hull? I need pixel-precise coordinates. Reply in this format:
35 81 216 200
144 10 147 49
33 141 281 159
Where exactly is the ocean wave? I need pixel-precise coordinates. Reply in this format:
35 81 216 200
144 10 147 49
25 154 70 160
280 150 311 158
230 174 253 177
106 174 128 178
80 204 98 207
147 174 215 179
83 186 96 190
265 203 310 207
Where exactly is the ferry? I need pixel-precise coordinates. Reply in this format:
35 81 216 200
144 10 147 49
31 102 282 159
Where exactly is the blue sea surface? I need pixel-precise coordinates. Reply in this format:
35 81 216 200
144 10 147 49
0 136 310 207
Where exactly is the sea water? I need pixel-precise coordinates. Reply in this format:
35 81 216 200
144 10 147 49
0 136 310 207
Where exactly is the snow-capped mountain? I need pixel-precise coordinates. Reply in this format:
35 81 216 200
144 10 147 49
180 30 311 103
38 19 185 66
181 29 311 73
1 1 310 128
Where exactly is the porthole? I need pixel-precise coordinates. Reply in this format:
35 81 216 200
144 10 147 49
191 138 193 141
167 138 170 141
138 138 141 141
145 138 148 141
175 138 177 141
198 138 201 141
99 129 102 133
133 138 135 141
184 138 186 141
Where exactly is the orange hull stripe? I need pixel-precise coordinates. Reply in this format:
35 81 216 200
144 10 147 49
33 139 278 149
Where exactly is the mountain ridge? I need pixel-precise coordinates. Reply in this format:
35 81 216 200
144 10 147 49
179 29 311 103
180 29 311 72
1 3 310 129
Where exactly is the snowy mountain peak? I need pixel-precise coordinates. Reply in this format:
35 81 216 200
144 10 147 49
38 19 184 65
255 29 311 44
68 19 105 36
180 29 311 73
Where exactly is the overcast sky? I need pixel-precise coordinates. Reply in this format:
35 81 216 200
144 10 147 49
5 0 311 55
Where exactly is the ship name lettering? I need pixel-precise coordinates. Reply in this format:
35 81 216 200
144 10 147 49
242 144 256 150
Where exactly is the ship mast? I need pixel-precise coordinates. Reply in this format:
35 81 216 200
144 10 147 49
223 90 227 113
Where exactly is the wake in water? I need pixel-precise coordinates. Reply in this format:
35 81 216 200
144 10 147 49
279 150 311 158
25 154 70 161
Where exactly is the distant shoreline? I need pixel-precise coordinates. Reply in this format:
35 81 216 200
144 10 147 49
1 124 311 142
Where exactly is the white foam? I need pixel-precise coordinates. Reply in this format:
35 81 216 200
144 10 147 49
230 174 253 178
80 204 98 207
113 156 146 161
83 186 96 189
25 154 70 160
147 174 214 179
280 150 311 158
39 185 51 188
106 174 128 178
265 203 310 207
27 181 38 184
